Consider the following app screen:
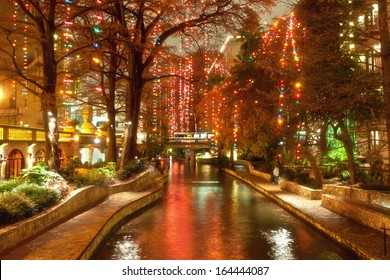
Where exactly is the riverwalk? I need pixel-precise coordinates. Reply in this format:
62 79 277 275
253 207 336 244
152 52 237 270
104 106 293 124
228 167 390 260
1 166 389 260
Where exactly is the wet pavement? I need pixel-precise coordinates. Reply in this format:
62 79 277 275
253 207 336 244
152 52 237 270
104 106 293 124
1 167 389 260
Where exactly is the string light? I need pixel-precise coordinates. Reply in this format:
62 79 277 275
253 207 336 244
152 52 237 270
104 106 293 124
263 13 303 159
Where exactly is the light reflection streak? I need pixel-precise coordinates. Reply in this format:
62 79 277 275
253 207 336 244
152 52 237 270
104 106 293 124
112 235 141 260
262 228 296 260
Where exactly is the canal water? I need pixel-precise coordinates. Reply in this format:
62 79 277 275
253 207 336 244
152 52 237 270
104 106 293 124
93 161 357 260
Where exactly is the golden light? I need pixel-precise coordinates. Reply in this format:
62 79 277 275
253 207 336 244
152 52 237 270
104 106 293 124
92 57 101 64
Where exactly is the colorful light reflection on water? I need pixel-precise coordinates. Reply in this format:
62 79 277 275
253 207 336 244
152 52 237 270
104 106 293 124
94 161 356 260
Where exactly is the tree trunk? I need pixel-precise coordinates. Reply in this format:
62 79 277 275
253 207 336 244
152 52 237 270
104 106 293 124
337 121 357 184
120 48 144 170
378 0 390 184
301 148 323 188
106 42 118 163
41 24 60 171
229 143 235 169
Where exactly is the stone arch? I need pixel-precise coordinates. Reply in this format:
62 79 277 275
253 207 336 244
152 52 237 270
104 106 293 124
6 149 25 179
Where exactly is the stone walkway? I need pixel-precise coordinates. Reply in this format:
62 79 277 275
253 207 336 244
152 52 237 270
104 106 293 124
1 183 165 260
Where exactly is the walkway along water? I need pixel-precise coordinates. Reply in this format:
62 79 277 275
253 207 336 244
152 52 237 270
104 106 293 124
227 166 389 260
1 162 389 259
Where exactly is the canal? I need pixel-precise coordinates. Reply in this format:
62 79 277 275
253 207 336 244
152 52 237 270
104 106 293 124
93 161 357 260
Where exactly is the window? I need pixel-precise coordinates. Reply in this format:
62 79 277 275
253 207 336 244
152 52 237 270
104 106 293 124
370 130 379 150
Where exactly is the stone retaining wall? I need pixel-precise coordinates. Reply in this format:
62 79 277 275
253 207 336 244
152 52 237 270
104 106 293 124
322 194 390 235
323 184 390 209
236 160 322 200
235 160 271 181
280 181 323 200
322 184 390 235
0 167 155 254
79 185 165 260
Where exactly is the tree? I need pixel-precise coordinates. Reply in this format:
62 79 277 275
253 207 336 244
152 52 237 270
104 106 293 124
110 0 275 171
226 31 280 164
377 0 390 184
71 4 127 164
295 0 382 184
0 0 97 171
0 0 69 171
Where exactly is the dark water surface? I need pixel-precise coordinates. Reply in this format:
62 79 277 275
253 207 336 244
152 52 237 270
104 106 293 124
94 161 357 260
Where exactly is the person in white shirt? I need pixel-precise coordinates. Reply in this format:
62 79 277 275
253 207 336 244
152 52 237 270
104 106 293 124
273 165 280 185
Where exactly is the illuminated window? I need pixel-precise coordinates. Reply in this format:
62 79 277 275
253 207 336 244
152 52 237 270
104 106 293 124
370 130 379 150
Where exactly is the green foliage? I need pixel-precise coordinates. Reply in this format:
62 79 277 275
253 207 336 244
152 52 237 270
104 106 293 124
76 170 112 187
281 167 320 189
59 156 83 184
340 170 350 181
15 184 59 211
69 162 117 187
20 163 70 198
21 164 51 186
0 192 36 224
0 178 23 193
356 170 376 185
0 164 72 225
98 162 116 177
118 159 147 181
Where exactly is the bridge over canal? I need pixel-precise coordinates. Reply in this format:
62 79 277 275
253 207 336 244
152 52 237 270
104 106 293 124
165 132 215 164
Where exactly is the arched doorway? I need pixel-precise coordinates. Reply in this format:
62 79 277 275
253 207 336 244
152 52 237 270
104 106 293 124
6 149 25 179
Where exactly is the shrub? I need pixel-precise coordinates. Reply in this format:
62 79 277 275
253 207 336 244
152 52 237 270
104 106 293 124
73 163 117 187
0 192 36 224
339 170 350 181
21 164 52 186
118 159 147 181
0 165 71 225
16 184 59 211
0 178 23 193
59 156 82 182
98 162 116 177
42 171 71 198
281 168 296 181
19 163 71 198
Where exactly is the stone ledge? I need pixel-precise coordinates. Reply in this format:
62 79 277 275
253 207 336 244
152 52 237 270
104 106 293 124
322 194 390 235
323 184 390 209
0 167 155 255
235 160 271 181
79 186 165 260
235 160 322 199
280 180 323 200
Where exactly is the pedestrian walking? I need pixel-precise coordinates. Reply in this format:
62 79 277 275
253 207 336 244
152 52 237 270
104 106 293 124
273 165 280 185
